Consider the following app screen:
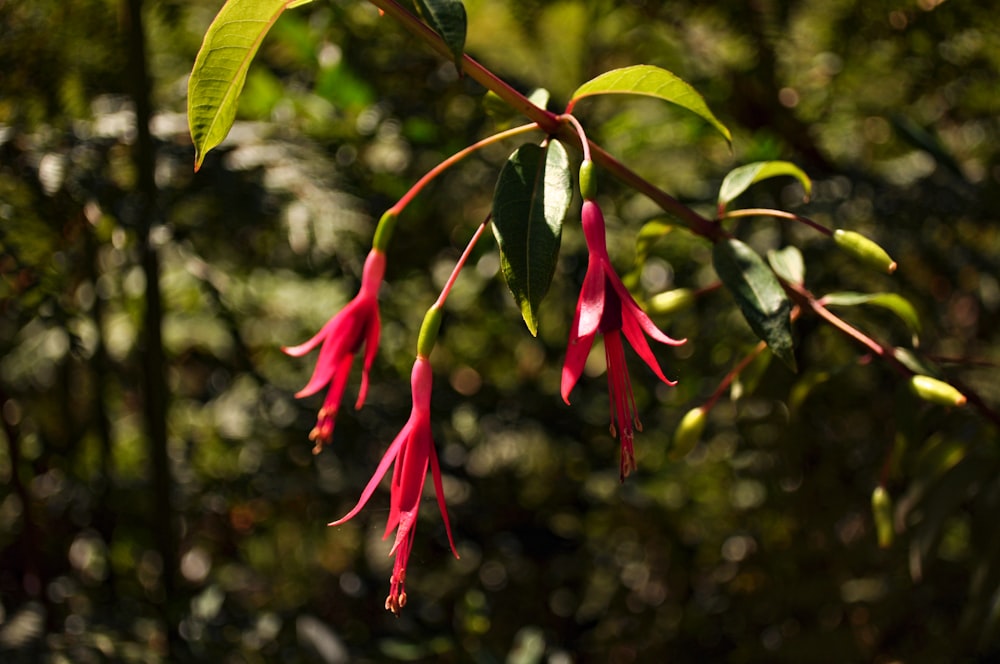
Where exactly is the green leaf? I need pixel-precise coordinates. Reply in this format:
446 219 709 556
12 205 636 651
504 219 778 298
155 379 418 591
767 246 805 285
492 141 572 336
414 0 467 70
634 219 674 263
569 65 731 144
823 291 921 339
731 348 773 401
712 238 796 370
717 161 812 212
187 0 314 171
484 88 549 127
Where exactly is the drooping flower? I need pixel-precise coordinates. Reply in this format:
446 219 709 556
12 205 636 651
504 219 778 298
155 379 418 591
328 356 458 615
284 249 385 453
562 200 685 480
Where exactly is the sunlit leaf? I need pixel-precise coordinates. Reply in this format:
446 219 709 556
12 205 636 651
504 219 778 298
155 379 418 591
823 291 921 340
634 219 674 263
414 0 467 69
718 161 811 212
730 346 772 401
905 449 980 581
713 238 796 370
187 0 314 171
767 246 805 285
484 88 550 127
492 141 572 336
569 65 731 144
788 370 831 411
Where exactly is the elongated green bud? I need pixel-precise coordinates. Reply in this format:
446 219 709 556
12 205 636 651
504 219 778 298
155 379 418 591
373 210 398 253
648 288 695 316
871 486 894 548
833 229 897 274
416 305 443 359
579 159 596 200
909 374 967 407
670 407 707 460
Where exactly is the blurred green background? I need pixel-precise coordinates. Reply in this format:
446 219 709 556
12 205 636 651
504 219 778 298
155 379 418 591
2 0 999 661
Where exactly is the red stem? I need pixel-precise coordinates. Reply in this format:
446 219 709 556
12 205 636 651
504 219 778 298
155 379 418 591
367 0 720 240
719 208 833 237
390 123 539 215
434 215 491 310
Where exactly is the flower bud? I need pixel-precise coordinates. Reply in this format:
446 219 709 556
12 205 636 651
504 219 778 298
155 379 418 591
648 288 695 316
909 374 967 407
416 305 443 359
671 407 706 460
833 229 897 274
871 486 894 548
373 210 398 252
579 159 596 200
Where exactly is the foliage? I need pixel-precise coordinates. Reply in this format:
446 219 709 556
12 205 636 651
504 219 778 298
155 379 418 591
2 0 999 662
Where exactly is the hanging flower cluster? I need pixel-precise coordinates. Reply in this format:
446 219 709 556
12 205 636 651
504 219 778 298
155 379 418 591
189 0 970 623
284 121 686 612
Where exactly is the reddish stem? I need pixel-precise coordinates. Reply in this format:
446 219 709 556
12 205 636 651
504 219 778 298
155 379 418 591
719 208 833 237
434 215 491 310
390 123 539 215
368 0 720 241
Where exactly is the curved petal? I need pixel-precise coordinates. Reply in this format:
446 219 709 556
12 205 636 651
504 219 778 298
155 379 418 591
285 293 368 356
298 351 354 403
388 510 417 557
621 312 677 386
386 418 431 547
327 421 410 527
576 258 607 338
397 418 432 514
561 330 597 403
293 334 353 397
609 274 686 346
429 443 459 558
355 309 381 410
281 311 342 357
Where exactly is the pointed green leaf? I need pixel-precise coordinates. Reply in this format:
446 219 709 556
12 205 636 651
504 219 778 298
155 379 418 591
713 238 796 370
492 141 572 336
414 0 467 69
767 246 805 285
569 65 731 144
718 161 812 211
634 219 674 263
188 0 314 171
823 291 922 339
731 348 773 401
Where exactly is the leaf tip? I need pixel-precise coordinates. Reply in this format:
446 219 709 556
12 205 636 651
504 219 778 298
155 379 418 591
521 307 539 337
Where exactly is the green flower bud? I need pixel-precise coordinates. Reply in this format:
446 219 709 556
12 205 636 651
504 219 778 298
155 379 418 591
909 374 967 407
871 486 894 549
833 229 897 274
373 210 398 253
671 407 707 460
416 305 443 359
579 159 596 200
647 288 695 316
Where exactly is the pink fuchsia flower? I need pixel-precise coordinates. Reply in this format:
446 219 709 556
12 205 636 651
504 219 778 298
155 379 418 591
328 356 458 615
284 249 385 453
562 200 685 480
